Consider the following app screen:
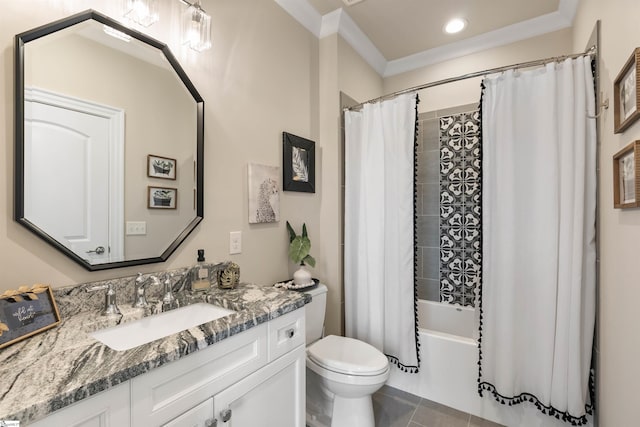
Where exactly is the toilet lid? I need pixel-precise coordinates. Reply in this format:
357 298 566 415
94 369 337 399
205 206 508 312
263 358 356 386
307 335 389 376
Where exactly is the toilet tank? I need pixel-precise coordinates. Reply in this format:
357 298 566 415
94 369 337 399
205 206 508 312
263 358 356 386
304 283 327 345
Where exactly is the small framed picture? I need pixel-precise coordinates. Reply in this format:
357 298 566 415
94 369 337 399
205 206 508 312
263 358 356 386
614 48 640 134
148 186 177 209
283 132 315 193
613 141 640 208
147 154 177 180
248 163 280 224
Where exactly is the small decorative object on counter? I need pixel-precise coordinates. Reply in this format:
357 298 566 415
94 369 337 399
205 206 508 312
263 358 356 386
274 278 319 291
0 284 60 349
286 221 316 286
191 249 212 292
217 262 240 289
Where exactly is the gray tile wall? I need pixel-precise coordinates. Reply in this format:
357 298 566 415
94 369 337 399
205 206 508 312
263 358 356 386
416 104 480 305
415 112 440 302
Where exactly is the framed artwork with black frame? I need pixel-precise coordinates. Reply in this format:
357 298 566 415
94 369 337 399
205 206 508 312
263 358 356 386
614 48 640 134
283 132 315 193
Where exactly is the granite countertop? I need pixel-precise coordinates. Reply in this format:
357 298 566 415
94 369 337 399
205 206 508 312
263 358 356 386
0 276 310 425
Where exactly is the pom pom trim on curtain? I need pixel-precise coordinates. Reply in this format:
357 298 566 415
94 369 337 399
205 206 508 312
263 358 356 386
344 93 421 374
476 56 596 426
383 94 422 374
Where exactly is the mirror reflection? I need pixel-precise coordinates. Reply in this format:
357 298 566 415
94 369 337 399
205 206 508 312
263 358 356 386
16 11 204 270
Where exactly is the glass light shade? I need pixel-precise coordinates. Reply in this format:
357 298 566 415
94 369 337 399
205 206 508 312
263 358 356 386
182 2 212 52
123 0 159 27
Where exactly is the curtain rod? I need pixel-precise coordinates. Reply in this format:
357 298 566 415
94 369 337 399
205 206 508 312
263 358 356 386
345 47 597 111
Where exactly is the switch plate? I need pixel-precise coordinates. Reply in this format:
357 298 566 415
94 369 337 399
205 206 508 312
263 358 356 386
229 231 242 254
126 221 146 235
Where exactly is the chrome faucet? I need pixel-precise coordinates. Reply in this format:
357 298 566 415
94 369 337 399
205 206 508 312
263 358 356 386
133 273 160 308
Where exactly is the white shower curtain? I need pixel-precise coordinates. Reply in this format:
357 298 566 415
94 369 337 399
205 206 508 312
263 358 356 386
479 56 596 424
344 93 419 372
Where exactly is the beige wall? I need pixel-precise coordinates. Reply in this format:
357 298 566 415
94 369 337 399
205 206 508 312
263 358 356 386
384 29 573 113
572 1 640 425
1 0 320 289
317 34 384 336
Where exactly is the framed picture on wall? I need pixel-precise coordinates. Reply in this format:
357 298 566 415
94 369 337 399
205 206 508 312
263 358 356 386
613 141 640 208
614 48 640 133
282 132 315 193
148 186 177 209
147 154 177 180
248 163 280 223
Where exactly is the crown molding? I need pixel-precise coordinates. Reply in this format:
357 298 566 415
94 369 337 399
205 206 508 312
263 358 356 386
274 0 322 37
321 9 387 75
275 0 578 78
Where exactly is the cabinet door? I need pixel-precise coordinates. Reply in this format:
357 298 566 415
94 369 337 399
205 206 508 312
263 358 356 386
28 382 130 427
131 325 267 426
162 398 214 427
213 345 305 427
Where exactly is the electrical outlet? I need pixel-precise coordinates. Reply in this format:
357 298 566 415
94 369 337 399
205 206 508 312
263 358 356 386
229 231 242 254
126 221 146 235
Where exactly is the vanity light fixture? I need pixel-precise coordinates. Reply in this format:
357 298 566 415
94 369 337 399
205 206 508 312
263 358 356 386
444 18 467 34
180 0 212 52
123 0 159 27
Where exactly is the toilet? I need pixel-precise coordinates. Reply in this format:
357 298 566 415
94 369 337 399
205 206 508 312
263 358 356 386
305 284 390 427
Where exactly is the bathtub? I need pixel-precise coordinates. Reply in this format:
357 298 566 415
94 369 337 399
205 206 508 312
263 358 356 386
386 300 593 427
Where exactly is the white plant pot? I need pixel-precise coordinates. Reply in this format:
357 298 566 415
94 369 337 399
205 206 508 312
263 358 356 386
293 265 312 286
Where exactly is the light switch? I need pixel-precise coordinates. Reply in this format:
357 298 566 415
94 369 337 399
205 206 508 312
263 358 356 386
126 221 146 235
230 231 242 254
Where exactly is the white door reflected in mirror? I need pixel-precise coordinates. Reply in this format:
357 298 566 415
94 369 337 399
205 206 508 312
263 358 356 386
24 89 124 264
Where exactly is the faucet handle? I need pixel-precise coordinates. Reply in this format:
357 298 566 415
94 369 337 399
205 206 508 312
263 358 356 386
87 283 121 316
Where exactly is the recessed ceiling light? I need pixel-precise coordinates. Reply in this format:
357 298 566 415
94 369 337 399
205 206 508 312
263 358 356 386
444 18 467 34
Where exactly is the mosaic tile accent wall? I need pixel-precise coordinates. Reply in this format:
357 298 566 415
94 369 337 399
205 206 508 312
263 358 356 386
439 110 481 307
414 105 480 308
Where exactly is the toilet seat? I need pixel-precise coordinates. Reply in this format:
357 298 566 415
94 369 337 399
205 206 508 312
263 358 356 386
306 355 390 387
306 335 389 376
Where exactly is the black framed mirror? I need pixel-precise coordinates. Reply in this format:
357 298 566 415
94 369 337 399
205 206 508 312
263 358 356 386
15 10 204 271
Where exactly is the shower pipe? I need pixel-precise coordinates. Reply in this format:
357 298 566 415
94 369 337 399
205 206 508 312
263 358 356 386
345 46 598 111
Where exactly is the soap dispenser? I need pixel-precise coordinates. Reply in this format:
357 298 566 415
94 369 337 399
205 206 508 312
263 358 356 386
191 249 211 292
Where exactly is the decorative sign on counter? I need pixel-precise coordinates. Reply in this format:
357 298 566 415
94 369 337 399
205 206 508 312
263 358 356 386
0 284 60 349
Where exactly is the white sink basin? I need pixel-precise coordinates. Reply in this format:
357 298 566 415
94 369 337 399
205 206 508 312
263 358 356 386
90 303 235 351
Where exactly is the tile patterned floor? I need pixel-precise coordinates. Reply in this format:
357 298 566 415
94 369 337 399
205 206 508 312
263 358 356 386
373 385 505 427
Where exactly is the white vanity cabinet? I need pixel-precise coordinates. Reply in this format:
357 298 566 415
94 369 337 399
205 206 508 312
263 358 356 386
161 398 214 427
29 382 130 427
27 308 305 427
212 345 305 426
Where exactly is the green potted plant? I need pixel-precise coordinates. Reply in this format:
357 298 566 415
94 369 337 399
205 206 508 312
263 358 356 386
286 221 316 286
